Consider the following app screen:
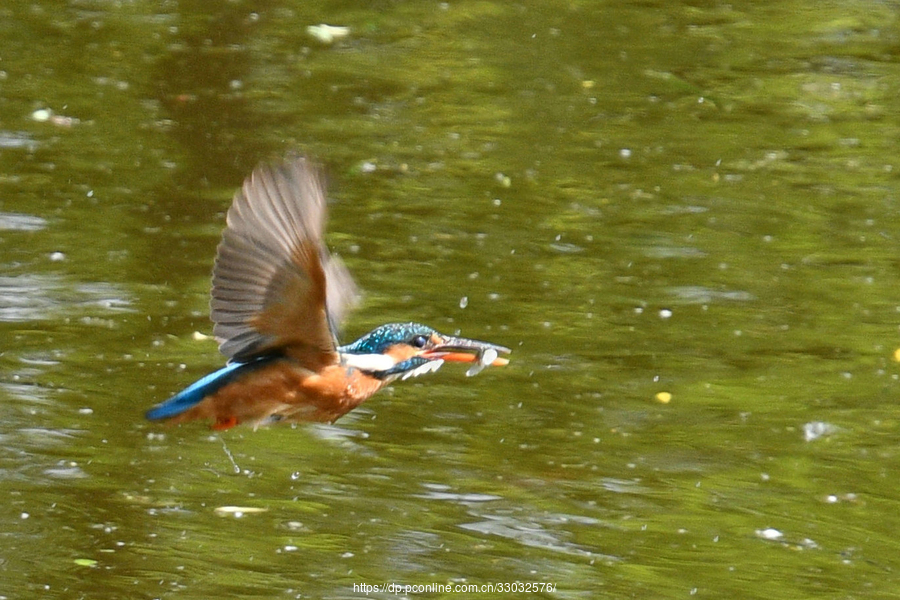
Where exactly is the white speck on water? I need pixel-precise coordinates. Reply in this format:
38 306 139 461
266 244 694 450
49 252 66 262
619 148 632 159
659 308 672 319
803 421 838 442
757 528 783 541
459 296 468 309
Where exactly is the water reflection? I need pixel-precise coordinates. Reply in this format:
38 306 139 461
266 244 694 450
667 286 756 304
0 212 46 231
0 275 131 322
460 513 612 562
0 131 38 152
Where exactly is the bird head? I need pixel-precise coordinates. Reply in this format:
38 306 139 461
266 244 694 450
339 322 510 382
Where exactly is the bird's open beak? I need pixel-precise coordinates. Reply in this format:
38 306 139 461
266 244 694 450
420 335 511 368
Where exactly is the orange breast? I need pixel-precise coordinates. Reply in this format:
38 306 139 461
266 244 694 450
168 361 386 428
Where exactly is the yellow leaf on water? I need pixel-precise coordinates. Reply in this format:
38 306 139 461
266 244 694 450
74 558 98 567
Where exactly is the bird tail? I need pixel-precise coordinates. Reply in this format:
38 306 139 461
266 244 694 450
146 360 260 421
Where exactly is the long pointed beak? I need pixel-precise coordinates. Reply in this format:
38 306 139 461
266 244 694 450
420 335 511 367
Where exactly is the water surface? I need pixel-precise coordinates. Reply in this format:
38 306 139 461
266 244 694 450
2 1 900 598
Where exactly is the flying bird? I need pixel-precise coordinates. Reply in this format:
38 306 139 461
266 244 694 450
146 157 509 429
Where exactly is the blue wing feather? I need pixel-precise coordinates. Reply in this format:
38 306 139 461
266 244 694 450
146 358 273 421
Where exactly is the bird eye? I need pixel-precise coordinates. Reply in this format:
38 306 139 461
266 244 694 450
411 335 428 348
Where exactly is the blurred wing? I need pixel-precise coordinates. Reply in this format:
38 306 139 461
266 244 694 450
209 157 359 366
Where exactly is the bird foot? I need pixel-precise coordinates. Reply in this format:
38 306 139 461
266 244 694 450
212 416 239 430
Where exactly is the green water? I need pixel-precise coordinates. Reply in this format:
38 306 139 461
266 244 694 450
3 0 900 597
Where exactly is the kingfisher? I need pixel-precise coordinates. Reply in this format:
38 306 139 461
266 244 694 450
146 156 510 430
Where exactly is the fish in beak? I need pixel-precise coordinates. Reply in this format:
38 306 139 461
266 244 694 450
420 335 511 376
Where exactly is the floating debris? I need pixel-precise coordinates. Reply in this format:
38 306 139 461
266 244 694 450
306 24 350 44
655 391 672 404
31 108 80 127
213 506 267 517
494 172 512 187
